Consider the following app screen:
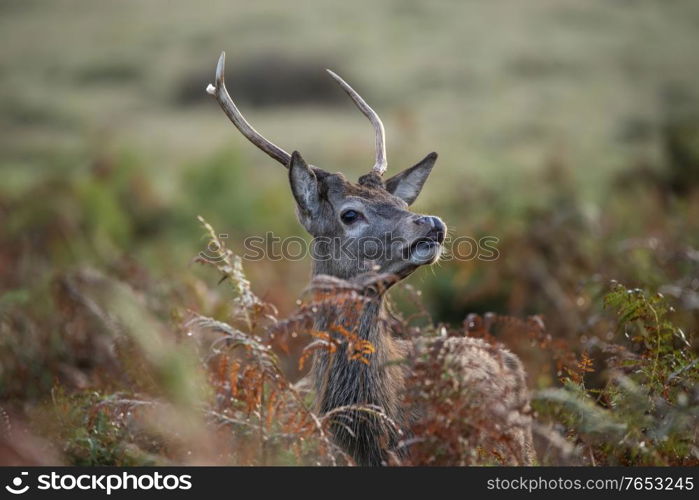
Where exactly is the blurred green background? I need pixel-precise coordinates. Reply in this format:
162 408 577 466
1 0 698 464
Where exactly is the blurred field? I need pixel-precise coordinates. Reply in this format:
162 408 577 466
1 0 698 465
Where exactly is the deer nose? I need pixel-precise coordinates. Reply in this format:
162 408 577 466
414 216 446 243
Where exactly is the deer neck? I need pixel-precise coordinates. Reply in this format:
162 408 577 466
309 263 406 465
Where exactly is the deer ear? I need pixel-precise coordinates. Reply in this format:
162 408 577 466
289 151 320 216
384 152 438 205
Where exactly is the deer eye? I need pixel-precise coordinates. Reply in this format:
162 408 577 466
340 209 362 224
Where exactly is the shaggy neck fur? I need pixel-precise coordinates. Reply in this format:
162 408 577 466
310 260 406 466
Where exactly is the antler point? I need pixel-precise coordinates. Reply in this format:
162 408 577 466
215 51 226 84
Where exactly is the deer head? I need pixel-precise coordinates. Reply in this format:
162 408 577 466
207 52 446 282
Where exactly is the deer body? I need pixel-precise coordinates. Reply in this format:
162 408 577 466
207 52 535 465
310 287 535 465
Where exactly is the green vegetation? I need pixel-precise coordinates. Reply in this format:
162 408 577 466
534 284 698 465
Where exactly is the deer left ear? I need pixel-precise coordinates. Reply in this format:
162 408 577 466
289 151 320 216
384 152 438 205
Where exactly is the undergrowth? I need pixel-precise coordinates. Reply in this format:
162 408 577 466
533 283 699 465
1 205 697 465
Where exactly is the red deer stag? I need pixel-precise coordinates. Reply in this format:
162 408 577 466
206 52 535 465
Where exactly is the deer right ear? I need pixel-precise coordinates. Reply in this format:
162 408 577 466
384 152 438 205
289 151 320 216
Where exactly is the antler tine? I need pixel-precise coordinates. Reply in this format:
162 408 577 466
206 52 291 167
326 69 387 176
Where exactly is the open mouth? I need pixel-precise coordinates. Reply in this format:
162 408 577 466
406 238 441 262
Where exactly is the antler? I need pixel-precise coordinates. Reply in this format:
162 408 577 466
326 69 387 176
206 52 388 175
206 52 291 167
